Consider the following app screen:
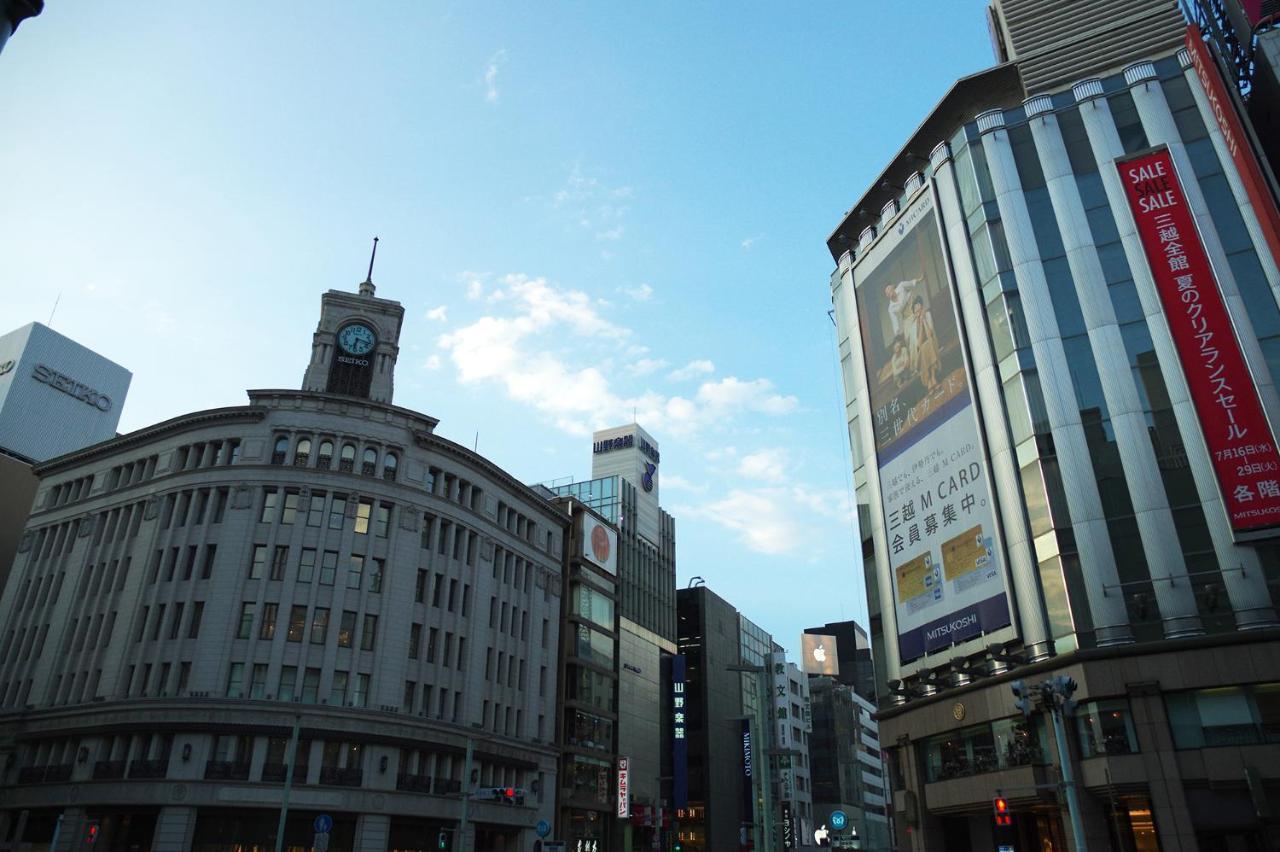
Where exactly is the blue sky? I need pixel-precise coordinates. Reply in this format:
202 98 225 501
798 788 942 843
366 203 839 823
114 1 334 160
0 2 996 659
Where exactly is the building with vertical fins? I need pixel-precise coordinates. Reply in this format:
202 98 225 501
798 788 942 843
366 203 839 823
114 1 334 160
827 1 1280 848
0 263 566 851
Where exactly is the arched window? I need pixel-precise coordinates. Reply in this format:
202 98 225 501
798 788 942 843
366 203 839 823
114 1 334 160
317 440 334 470
294 438 312 466
383 452 398 481
339 443 356 473
361 448 378 476
271 436 289 465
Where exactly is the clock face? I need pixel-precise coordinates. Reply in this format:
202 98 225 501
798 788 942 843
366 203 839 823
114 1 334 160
337 323 376 355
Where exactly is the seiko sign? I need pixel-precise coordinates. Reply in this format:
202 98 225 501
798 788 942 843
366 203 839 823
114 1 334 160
32 363 112 412
336 355 369 366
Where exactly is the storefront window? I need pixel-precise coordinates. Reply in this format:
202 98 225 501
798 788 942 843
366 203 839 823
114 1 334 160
572 584 615 630
574 625 615 668
565 710 614 753
922 716 1046 782
1166 683 1280 748
1075 699 1139 757
567 666 616 713
565 756 612 806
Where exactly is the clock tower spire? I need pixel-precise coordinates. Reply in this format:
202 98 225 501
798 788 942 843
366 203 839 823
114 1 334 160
301 239 405 403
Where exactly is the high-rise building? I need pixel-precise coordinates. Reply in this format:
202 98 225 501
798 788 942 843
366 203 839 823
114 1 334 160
0 270 565 851
827 1 1280 848
804 619 876 703
547 423 677 852
0 322 132 599
806 677 891 852
768 655 814 848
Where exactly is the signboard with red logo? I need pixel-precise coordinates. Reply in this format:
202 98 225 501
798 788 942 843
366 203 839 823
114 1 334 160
616 757 630 819
581 511 618 575
1119 147 1280 533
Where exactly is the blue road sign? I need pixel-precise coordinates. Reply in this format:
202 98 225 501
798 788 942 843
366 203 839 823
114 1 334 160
536 820 551 838
830 810 847 831
314 814 333 834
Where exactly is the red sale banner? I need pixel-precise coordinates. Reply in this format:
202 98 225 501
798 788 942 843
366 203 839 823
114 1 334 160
1119 147 1280 533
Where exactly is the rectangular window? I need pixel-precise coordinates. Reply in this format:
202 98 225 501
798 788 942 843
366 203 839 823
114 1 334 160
415 569 427 603
456 637 466 671
270 545 289 581
448 579 458 612
151 604 166 640
408 623 422 660
1075 699 1139 757
298 548 316 583
319 551 337 585
248 545 267 579
279 666 297 701
212 487 229 523
329 495 348 530
347 554 364 589
338 611 357 648
443 632 453 667
361 614 377 651
331 670 349 705
370 558 385 593
188 602 204 639
353 674 370 708
403 680 416 712
260 489 279 524
178 662 191 693
260 603 278 640
432 573 444 607
237 602 255 639
182 546 197 580
168 602 184 640
310 608 329 644
200 544 217 579
306 492 326 527
355 499 373 535
427 628 438 663
375 504 391 537
302 667 320 703
226 662 244 697
281 491 299 524
287 605 307 642
249 663 268 699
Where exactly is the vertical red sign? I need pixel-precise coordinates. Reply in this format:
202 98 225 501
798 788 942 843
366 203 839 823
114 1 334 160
1120 148 1280 532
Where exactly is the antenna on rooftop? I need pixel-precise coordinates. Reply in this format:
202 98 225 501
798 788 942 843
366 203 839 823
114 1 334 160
359 237 379 296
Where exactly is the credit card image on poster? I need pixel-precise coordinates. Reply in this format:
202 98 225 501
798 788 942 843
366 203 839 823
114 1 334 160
896 551 944 615
941 525 996 594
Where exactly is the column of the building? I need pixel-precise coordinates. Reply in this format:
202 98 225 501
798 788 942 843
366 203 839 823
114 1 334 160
1179 49 1280 305
354 814 391 852
1119 66 1278 627
1024 93 1202 637
978 109 1132 645
833 252 903 688
930 140 1052 660
151 806 197 852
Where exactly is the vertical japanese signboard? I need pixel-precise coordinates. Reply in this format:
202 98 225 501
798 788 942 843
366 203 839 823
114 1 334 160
617 757 630 818
1119 147 1280 532
853 188 1012 663
671 655 688 810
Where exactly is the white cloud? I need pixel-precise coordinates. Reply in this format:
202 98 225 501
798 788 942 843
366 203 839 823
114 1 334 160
466 278 485 300
623 283 653 302
597 226 625 242
424 354 442 370
483 49 507 102
741 236 759 250
679 485 853 556
661 473 706 494
738 448 789 483
668 359 715 381
628 357 667 376
437 273 799 436
553 166 631 242
426 305 448 322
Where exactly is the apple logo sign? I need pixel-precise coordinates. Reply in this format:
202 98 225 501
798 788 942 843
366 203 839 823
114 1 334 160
813 645 827 663
815 824 830 845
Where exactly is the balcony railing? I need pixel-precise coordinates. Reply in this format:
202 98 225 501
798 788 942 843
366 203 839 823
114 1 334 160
16 764 73 784
319 766 362 787
93 760 127 780
396 772 433 794
434 776 461 795
128 759 169 779
204 760 250 781
261 762 295 782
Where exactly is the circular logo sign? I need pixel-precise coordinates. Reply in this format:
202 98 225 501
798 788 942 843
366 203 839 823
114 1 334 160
536 820 551 838
952 702 966 721
830 810 847 831
591 524 611 562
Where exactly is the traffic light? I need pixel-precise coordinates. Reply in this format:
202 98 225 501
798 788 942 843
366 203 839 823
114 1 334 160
436 829 448 849
1011 679 1033 717
992 796 1011 827
85 821 101 844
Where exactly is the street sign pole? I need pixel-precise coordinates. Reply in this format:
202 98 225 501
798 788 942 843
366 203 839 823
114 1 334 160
273 714 302 852
458 736 474 852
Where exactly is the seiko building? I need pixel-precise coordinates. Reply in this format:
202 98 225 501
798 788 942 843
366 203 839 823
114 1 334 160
0 272 566 851
828 1 1280 849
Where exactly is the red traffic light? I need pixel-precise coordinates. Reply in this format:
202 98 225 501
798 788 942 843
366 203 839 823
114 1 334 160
505 787 515 798
86 823 101 844
992 796 1011 826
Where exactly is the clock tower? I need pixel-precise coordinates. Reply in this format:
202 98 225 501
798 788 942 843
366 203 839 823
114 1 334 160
301 245 405 404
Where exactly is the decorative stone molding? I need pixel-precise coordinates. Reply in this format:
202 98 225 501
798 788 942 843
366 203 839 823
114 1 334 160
1023 94 1053 117
975 108 1006 133
857 226 877 251
929 140 951 170
1123 61 1157 85
1177 47 1193 69
1072 78 1104 102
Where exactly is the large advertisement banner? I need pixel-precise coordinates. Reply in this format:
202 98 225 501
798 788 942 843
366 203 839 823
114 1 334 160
853 189 1011 663
1119 148 1280 532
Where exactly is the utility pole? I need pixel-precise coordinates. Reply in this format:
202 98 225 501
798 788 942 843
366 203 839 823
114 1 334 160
1011 676 1085 852
273 714 302 852
458 736 475 852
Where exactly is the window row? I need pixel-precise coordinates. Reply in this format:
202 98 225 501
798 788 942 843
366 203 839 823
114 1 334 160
426 467 485 514
23 518 82 565
482 648 526 691
159 487 230 529
105 453 161 494
174 438 242 472
134 601 206 643
149 544 215 583
414 570 472 615
49 667 106 706
47 473 97 509
61 610 117 656
123 659 192 699
0 621 50 667
407 623 468 672
237 602 378 652
226 662 371 708
272 434 398 481
487 596 531 641
261 489 392 537
421 514 479 566
247 545 385 592
496 500 538 545
492 545 538 593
